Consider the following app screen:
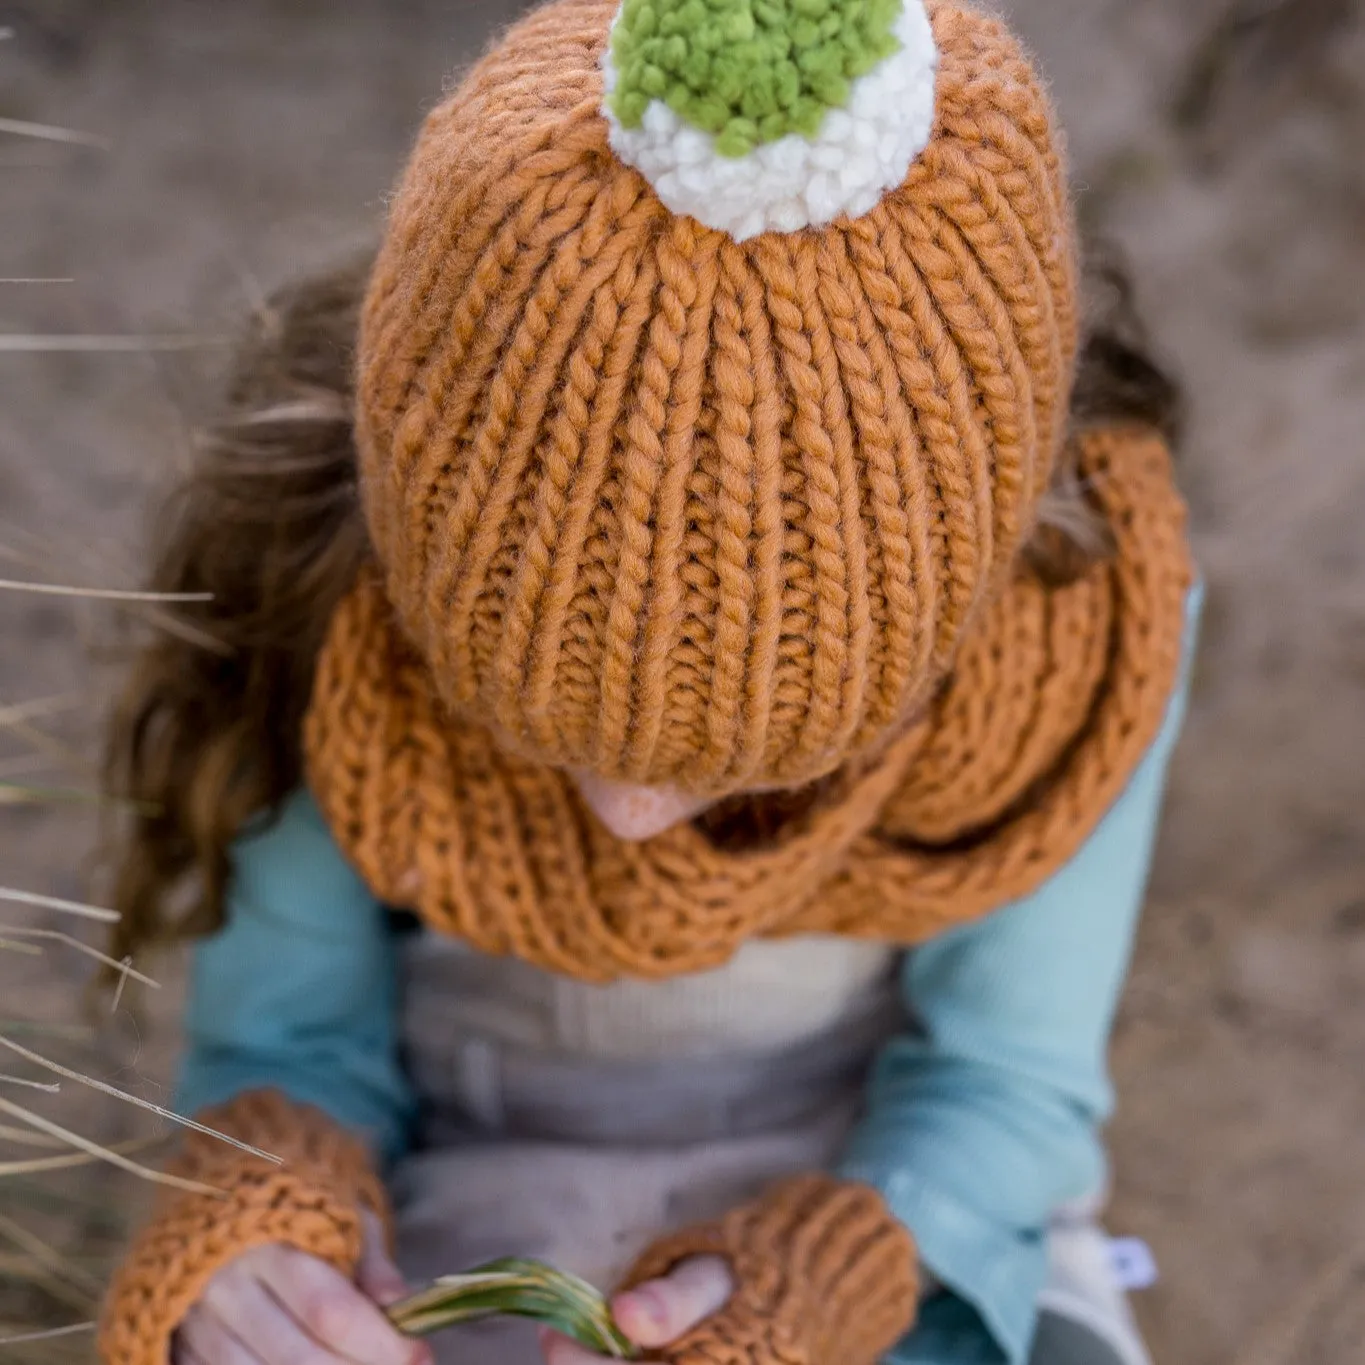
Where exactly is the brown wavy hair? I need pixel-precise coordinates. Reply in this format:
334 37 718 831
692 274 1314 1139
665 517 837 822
103 242 1181 963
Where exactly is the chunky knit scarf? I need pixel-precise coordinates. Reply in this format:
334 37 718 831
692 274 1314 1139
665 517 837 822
304 425 1192 981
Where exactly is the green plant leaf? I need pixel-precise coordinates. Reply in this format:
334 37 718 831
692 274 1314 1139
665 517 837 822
387 1257 637 1358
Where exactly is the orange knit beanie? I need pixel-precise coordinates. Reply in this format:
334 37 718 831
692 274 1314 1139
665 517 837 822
356 0 1077 796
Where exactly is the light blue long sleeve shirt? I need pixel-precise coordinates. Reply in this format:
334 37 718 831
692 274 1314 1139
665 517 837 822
179 586 1199 1365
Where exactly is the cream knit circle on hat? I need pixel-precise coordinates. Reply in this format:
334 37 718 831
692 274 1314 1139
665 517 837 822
602 0 939 240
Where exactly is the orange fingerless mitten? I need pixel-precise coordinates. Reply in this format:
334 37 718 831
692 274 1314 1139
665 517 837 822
623 1172 918 1365
97 1088 388 1365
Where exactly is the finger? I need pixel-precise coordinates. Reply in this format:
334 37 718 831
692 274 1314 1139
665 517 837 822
178 1304 262 1365
612 1255 735 1348
203 1267 341 1364
264 1244 425 1365
538 1326 612 1365
356 1209 409 1307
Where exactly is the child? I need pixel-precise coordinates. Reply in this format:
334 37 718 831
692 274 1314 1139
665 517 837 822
99 0 1199 1362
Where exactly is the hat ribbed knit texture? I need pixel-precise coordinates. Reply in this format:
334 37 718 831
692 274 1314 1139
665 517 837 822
356 0 1077 795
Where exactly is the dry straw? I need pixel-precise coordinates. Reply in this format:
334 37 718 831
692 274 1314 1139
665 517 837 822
0 571 231 1358
1 83 236 1357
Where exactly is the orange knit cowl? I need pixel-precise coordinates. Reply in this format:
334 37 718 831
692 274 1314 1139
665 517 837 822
304 424 1192 982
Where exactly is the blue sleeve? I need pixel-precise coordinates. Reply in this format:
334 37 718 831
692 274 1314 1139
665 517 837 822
176 789 416 1168
839 584 1202 1365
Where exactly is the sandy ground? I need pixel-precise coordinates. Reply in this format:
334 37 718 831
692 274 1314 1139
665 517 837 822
2 1 1364 1361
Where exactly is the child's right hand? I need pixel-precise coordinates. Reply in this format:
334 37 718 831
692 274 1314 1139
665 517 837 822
173 1211 431 1365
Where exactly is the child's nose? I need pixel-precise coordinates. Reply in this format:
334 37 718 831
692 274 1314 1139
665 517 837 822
570 771 711 842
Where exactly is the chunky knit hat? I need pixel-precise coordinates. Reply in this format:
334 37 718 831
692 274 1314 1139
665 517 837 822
354 0 1077 796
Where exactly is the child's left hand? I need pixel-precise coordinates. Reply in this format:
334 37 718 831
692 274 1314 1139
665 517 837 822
538 1255 733 1364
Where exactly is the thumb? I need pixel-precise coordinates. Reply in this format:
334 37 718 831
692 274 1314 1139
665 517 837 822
612 1255 734 1348
355 1208 409 1306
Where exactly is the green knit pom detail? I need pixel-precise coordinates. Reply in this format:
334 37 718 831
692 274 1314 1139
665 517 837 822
608 0 905 157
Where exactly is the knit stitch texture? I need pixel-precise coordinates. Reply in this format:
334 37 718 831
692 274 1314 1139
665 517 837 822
607 0 905 155
622 1173 918 1364
602 0 937 239
98 1090 388 1365
354 0 1078 796
306 428 1192 981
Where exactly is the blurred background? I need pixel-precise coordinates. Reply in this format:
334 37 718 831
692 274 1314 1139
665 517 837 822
1 0 1363 1361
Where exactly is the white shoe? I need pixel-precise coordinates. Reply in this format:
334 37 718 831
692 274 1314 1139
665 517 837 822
1031 1217 1153 1365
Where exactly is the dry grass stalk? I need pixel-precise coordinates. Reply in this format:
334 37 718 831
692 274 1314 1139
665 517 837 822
0 1097 217 1197
0 535 227 650
0 1124 69 1148
0 695 84 729
0 928 159 986
0 578 211 604
0 1035 278 1163
0 1322 96 1348
0 116 107 149
0 1211 104 1300
1 59 207 1357
0 1136 166 1179
0 334 224 353
0 887 117 923
0 1076 59 1093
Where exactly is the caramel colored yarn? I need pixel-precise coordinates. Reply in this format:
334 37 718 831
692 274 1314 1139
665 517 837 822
306 427 1192 981
99 1090 387 1365
355 0 1078 795
622 1173 918 1364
